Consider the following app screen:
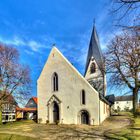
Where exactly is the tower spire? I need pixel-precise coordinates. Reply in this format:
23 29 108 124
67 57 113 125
84 23 103 76
84 23 106 96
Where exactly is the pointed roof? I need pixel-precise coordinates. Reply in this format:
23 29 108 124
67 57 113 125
84 25 104 75
38 47 99 95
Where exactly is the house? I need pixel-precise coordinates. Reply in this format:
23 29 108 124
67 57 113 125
37 25 112 125
113 95 133 111
16 97 37 120
0 92 17 123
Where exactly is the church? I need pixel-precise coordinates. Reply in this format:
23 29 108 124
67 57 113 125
37 25 112 125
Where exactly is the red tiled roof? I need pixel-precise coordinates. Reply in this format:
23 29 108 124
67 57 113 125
32 97 37 104
16 107 37 111
16 97 37 112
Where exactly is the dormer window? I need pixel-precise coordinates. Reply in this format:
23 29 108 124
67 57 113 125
90 62 96 74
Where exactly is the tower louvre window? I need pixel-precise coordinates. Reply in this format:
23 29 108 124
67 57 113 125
52 72 58 92
90 62 96 74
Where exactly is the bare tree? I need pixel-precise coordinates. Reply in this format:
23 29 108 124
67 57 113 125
111 0 140 30
0 44 31 111
105 29 140 114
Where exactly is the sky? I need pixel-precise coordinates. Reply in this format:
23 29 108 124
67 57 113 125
0 0 119 98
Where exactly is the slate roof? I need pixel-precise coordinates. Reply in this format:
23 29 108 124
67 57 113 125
99 94 110 105
115 95 133 101
17 97 37 112
84 25 104 75
105 94 115 105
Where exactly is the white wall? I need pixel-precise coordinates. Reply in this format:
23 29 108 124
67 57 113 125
113 101 133 111
38 47 101 125
99 101 110 123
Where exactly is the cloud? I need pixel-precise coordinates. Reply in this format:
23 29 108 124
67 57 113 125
99 29 122 51
0 36 50 53
24 50 34 55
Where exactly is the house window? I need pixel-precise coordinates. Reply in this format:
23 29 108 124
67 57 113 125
52 72 58 92
81 90 86 105
90 62 96 74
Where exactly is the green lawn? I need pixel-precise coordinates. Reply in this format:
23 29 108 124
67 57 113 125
105 112 140 140
0 114 139 140
0 120 35 127
0 133 38 140
0 120 38 140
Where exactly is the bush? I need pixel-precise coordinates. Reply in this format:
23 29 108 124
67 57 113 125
26 112 30 120
55 120 59 125
124 107 130 112
38 118 42 124
0 110 2 125
117 106 121 112
46 120 49 124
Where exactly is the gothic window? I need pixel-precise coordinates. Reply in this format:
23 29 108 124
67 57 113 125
90 62 96 74
81 90 86 105
52 72 58 92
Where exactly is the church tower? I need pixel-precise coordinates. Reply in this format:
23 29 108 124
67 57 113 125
84 25 106 96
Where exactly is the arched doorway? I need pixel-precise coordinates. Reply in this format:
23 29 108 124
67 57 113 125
53 101 59 123
81 110 89 124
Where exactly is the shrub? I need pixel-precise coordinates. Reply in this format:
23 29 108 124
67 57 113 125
38 118 42 124
46 120 49 124
124 106 130 112
117 106 121 112
55 120 59 125
0 110 2 125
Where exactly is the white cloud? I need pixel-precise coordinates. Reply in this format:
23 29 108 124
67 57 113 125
0 36 50 53
100 29 122 50
24 50 34 55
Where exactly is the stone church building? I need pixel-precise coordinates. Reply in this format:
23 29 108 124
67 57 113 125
37 25 111 125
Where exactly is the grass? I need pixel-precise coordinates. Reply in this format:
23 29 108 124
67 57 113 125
0 133 38 140
0 113 139 140
0 120 35 128
105 112 140 140
0 120 38 140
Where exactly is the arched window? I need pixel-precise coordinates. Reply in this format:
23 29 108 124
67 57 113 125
52 72 58 91
81 90 86 105
90 62 96 74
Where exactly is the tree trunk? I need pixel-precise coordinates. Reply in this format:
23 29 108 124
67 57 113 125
0 105 2 125
133 88 138 116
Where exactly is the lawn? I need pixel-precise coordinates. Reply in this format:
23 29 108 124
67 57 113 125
104 112 140 140
0 120 39 140
0 133 38 140
0 113 139 140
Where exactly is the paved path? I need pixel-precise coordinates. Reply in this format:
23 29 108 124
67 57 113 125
0 115 131 140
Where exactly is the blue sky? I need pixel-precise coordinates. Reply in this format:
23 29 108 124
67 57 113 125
0 0 119 98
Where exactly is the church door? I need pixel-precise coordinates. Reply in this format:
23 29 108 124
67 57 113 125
81 110 89 124
53 102 59 123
